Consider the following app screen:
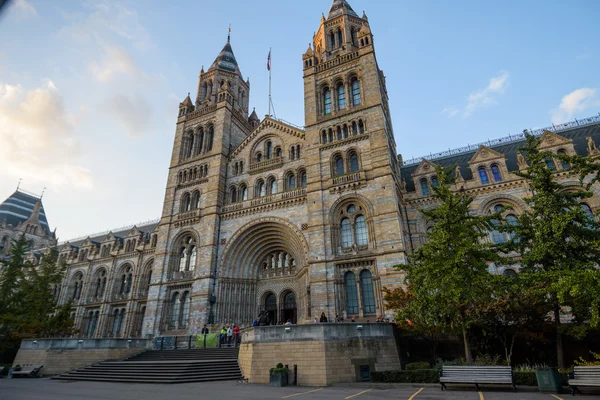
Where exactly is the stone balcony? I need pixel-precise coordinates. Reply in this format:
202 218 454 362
168 270 193 282
248 156 284 175
222 188 306 214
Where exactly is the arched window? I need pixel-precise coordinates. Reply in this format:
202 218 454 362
269 177 277 194
358 119 365 134
581 203 594 220
170 292 180 329
341 218 352 247
206 125 214 152
360 270 376 314
111 309 121 336
329 31 335 49
241 185 248 201
179 291 190 328
355 215 368 246
322 130 327 144
545 157 556 171
188 246 196 270
230 187 237 203
478 167 489 185
431 176 439 187
420 179 429 196
323 87 332 115
179 247 187 272
296 145 301 158
256 152 263 162
351 27 357 46
196 128 204 155
186 133 194 158
349 152 359 172
192 191 200 209
351 78 361 105
291 147 296 160
337 83 346 110
299 170 307 188
275 147 282 157
256 180 266 197
558 149 570 169
352 121 357 135
151 235 157 248
288 174 296 190
343 124 349 138
491 164 502 182
345 272 359 315
337 126 343 141
328 128 333 142
506 214 518 240
266 141 273 159
337 29 343 48
335 155 345 176
181 193 191 212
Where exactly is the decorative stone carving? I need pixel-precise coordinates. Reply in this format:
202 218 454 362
517 152 528 170
587 137 599 155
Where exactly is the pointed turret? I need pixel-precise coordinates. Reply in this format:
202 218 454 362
207 36 243 78
248 107 260 128
327 0 359 19
0 190 51 236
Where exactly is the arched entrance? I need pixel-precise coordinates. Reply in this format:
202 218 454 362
281 290 297 324
264 292 277 325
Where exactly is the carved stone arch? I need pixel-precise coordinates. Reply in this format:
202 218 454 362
329 194 376 252
477 194 527 216
221 217 309 280
329 193 375 225
169 229 199 252
69 268 86 282
250 133 283 159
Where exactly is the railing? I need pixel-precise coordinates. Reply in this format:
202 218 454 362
248 156 284 174
60 218 160 245
332 171 362 186
403 113 600 166
112 292 130 301
281 188 306 199
260 265 297 278
223 188 307 213
251 195 276 207
177 209 200 221
182 104 217 120
85 295 104 304
316 51 360 72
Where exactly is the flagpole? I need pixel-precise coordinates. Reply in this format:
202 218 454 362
268 47 272 117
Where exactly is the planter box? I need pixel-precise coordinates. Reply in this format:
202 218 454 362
270 372 288 387
536 367 562 393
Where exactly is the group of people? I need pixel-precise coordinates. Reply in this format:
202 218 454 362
313 312 391 324
199 324 241 347
252 311 294 326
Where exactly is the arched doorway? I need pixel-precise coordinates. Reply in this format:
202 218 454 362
264 293 277 325
281 291 297 324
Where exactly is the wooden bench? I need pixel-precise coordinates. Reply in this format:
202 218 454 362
569 366 600 395
439 365 515 391
11 364 44 378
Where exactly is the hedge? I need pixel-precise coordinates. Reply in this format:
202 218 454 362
405 362 431 371
371 369 440 383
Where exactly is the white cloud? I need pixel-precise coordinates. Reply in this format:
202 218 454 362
103 94 151 137
442 107 459 117
442 71 510 118
0 80 93 191
59 1 152 50
89 45 138 82
10 0 37 19
464 71 509 117
551 88 599 124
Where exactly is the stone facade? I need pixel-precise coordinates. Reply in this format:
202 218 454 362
238 323 400 385
15 0 600 340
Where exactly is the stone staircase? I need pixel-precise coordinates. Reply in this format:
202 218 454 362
53 348 242 384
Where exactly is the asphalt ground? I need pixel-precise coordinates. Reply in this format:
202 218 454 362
1 379 599 400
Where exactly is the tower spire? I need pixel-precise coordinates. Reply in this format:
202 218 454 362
228 24 231 43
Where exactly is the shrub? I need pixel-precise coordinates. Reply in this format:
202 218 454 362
574 351 600 366
513 371 537 386
371 369 439 383
405 362 430 371
270 362 288 375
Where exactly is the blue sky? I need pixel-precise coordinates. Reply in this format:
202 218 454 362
0 0 599 240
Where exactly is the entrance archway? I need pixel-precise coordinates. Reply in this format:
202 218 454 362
264 292 277 325
281 290 297 324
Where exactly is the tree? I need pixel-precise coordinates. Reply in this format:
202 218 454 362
473 274 549 365
507 133 600 368
399 165 501 362
383 285 450 363
0 235 75 356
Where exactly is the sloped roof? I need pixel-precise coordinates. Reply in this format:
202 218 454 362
207 37 243 78
0 190 51 235
328 0 359 19
401 121 600 192
64 220 159 249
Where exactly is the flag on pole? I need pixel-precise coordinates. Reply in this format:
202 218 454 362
267 49 271 71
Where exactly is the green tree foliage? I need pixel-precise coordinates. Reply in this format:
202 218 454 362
398 165 500 362
383 285 450 363
508 133 600 368
0 235 75 354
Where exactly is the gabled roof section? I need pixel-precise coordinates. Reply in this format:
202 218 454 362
538 130 572 149
207 36 243 78
411 159 438 177
469 145 504 164
0 190 51 235
62 219 159 248
230 116 305 159
328 0 359 19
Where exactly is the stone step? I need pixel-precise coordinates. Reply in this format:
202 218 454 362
53 374 242 384
65 369 241 378
77 366 241 374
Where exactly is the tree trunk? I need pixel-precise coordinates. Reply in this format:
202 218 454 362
462 325 472 363
553 301 564 368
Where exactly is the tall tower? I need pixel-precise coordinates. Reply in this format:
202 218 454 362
144 34 254 335
302 0 408 318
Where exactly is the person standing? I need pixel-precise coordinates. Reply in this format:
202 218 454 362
313 317 318 324
233 325 240 346
201 324 209 348
320 312 328 323
227 325 233 346
351 316 356 323
219 327 227 347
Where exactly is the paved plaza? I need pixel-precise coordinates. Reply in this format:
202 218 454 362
1 379 600 400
